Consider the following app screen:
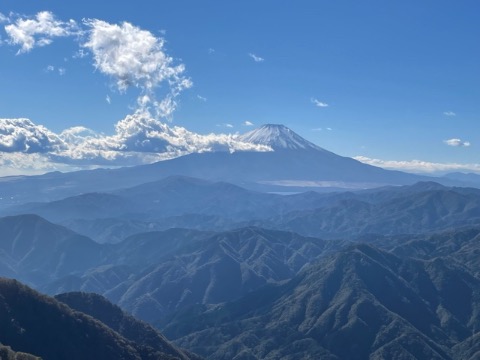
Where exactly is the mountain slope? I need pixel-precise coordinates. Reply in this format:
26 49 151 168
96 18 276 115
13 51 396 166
0 278 196 360
40 227 343 323
0 215 104 285
163 245 480 360
55 292 200 360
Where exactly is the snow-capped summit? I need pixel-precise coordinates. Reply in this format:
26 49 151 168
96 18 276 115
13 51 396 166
238 124 325 151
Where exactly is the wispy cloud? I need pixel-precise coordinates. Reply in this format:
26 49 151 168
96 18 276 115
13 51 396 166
217 123 234 128
208 48 215 54
243 121 254 126
444 138 470 147
312 128 323 131
197 95 207 102
443 111 456 117
44 65 66 75
311 98 329 107
248 53 264 62
0 12 9 24
106 95 111 104
4 11 79 54
354 156 480 174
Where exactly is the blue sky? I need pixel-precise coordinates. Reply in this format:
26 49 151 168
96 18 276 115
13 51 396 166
0 0 479 175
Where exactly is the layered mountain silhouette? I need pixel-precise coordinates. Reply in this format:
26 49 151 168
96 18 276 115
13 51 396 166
6 178 480 243
0 124 454 208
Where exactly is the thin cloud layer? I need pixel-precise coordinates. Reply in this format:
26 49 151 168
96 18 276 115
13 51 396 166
354 156 480 174
4 11 78 53
443 111 456 117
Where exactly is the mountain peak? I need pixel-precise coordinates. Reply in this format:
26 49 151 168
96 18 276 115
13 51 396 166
238 124 325 151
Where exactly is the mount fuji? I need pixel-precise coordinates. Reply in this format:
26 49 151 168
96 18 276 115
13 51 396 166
0 124 451 206
238 124 325 151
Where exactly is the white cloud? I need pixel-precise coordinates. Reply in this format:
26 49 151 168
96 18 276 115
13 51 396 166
0 118 64 153
444 138 470 147
311 98 329 107
243 121 254 126
248 53 264 62
106 95 111 104
443 111 456 117
82 19 192 118
354 156 480 174
45 65 55 72
326 127 332 131
197 95 207 102
4 11 78 54
58 67 66 76
0 113 271 169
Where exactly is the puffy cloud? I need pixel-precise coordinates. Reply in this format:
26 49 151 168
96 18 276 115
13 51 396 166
354 155 480 174
4 11 78 54
0 118 64 153
443 111 456 117
311 98 329 107
0 113 271 169
82 19 192 118
444 138 470 147
248 53 264 62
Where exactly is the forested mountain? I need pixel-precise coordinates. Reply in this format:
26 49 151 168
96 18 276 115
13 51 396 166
0 278 200 360
161 244 480 360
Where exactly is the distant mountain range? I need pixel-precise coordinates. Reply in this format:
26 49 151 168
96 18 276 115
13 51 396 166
5 177 480 243
0 124 468 208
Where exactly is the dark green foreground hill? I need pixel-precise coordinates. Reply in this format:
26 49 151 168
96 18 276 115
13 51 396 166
0 278 200 360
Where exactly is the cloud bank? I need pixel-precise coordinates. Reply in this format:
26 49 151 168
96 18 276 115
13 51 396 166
0 114 271 173
354 156 480 174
